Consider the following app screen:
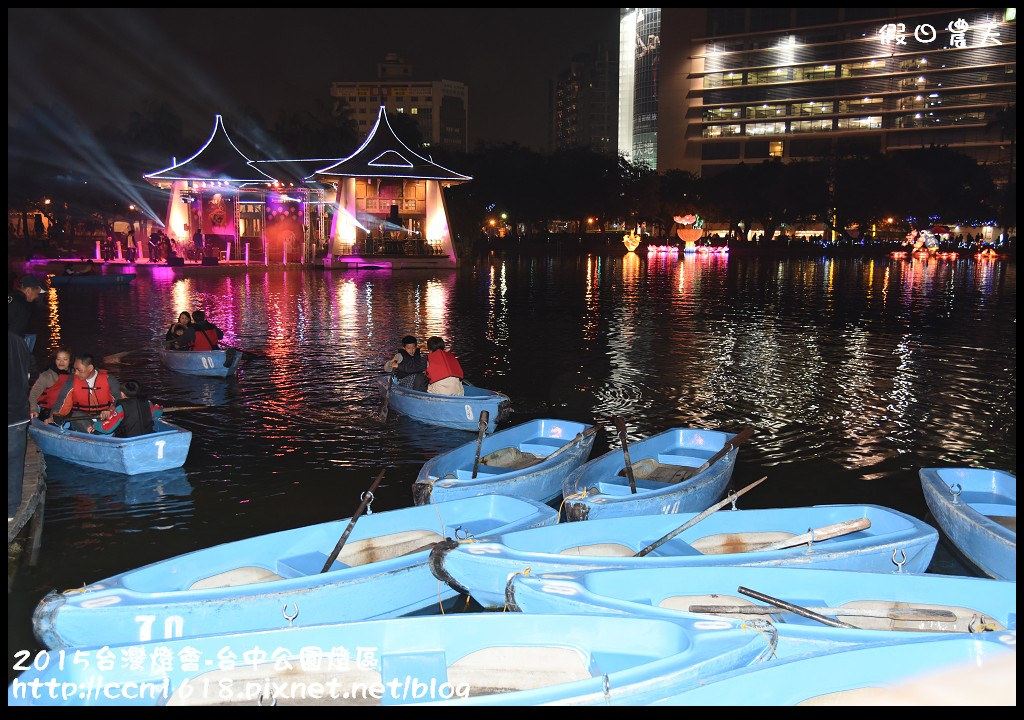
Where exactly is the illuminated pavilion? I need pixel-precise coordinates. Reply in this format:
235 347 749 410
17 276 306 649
143 107 470 268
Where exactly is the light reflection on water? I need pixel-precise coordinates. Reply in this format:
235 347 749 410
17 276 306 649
9 253 1015 658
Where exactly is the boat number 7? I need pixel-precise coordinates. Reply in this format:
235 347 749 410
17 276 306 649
136 614 185 641
154 440 166 459
465 405 473 420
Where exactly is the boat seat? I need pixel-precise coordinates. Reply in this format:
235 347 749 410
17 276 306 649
482 446 546 470
167 664 383 706
381 651 448 705
656 448 716 467
617 460 700 484
690 531 795 555
518 437 566 456
447 646 590 696
335 529 444 567
455 465 506 480
277 552 350 577
558 542 635 557
595 478 670 495
189 566 286 590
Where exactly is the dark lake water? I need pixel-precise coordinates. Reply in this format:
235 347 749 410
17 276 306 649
8 251 1017 672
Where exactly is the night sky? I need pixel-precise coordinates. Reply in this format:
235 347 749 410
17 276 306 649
8 8 619 153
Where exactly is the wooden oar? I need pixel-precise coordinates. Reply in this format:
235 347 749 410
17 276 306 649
541 425 600 463
667 427 756 483
159 406 210 412
377 372 397 423
102 348 147 364
687 603 959 623
320 469 386 573
613 416 638 494
633 476 768 557
470 410 491 479
750 517 871 552
737 586 856 629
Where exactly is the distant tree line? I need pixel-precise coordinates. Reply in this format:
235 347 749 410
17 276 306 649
7 98 1014 258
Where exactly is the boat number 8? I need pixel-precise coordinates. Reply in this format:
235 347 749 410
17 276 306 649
464 405 473 420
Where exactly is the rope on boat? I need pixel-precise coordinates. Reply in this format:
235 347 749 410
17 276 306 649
741 619 780 661
502 567 532 612
558 486 601 521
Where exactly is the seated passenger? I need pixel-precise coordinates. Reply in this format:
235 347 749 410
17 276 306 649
29 348 73 420
425 336 465 396
191 310 224 351
383 334 428 391
94 380 161 438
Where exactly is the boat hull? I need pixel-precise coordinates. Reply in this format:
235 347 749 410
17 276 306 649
11 613 771 707
31 494 557 649
160 348 241 377
430 504 939 609
27 419 192 475
508 565 1017 655
562 427 739 520
49 273 136 286
378 376 510 432
414 419 596 505
920 468 1016 580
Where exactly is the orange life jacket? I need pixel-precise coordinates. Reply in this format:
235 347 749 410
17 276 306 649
426 350 464 384
36 377 67 409
56 370 116 415
192 327 219 351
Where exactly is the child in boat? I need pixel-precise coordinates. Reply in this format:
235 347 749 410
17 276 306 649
425 336 465 396
93 380 162 437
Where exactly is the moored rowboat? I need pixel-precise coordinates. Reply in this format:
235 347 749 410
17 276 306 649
10 612 773 706
27 418 192 475
561 426 744 521
413 418 597 505
919 467 1016 580
429 504 938 609
160 347 241 377
32 493 557 649
49 273 136 286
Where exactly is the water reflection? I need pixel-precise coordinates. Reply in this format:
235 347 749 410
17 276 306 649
10 256 1015 663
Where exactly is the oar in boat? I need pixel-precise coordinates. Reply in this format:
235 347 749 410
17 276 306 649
633 476 768 558
686 602 959 623
666 427 756 483
320 468 387 573
613 416 638 494
376 372 397 424
102 348 147 364
737 586 856 629
541 424 600 463
470 410 491 479
749 517 872 553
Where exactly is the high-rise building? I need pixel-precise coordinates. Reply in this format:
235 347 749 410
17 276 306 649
552 46 617 154
331 53 469 152
620 8 1016 178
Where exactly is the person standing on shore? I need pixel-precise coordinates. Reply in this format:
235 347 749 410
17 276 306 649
8 331 32 521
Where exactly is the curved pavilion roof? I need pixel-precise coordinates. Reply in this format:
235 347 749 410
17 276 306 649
144 115 275 187
312 106 471 184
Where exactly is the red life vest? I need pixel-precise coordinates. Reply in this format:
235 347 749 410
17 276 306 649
37 377 67 409
426 350 464 384
192 327 219 351
57 370 116 414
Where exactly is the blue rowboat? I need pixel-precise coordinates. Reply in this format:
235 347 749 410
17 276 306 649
27 418 191 476
10 612 772 707
562 427 742 521
160 347 241 377
507 566 1016 656
31 494 557 650
429 504 938 609
413 419 598 505
653 631 1017 705
49 273 136 286
376 375 510 432
920 468 1016 581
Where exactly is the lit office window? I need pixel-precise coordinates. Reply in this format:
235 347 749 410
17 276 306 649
704 107 743 121
837 116 882 130
769 141 784 157
797 65 834 81
792 101 833 115
841 60 887 77
840 97 884 113
791 119 833 133
747 121 787 135
703 124 742 137
746 104 786 119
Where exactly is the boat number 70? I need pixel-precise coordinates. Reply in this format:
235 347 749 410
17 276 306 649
135 614 184 641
